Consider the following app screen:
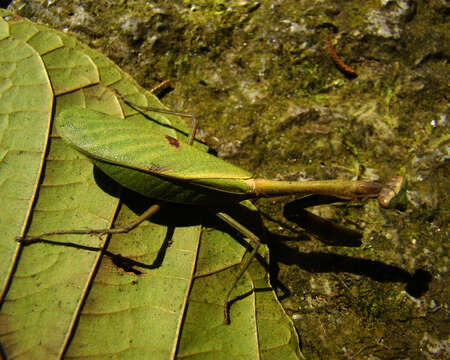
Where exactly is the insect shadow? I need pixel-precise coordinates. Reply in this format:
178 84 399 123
268 196 432 299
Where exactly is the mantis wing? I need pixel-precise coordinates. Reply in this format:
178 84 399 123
56 107 255 205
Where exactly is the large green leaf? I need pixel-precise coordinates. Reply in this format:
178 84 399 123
0 13 122 359
178 217 302 360
0 26 53 295
0 10 303 360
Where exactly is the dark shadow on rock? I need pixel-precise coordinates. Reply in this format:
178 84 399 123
283 195 364 247
1 1 13 9
269 235 432 299
405 269 432 297
0 340 7 360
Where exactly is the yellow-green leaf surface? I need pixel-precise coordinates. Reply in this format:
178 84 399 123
0 10 303 359
0 23 53 294
65 203 201 359
0 14 8 39
179 223 303 360
0 13 120 358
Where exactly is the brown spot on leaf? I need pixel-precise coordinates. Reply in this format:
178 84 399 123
165 135 180 148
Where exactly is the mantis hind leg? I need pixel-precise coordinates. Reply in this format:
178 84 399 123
215 212 262 324
17 203 162 244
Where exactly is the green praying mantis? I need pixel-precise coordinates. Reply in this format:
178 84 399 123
1 9 398 326
17 80 391 324
29 104 386 323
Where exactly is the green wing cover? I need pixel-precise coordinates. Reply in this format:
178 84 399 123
56 108 255 202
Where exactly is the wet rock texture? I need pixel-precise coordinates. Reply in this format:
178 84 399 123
8 0 448 358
